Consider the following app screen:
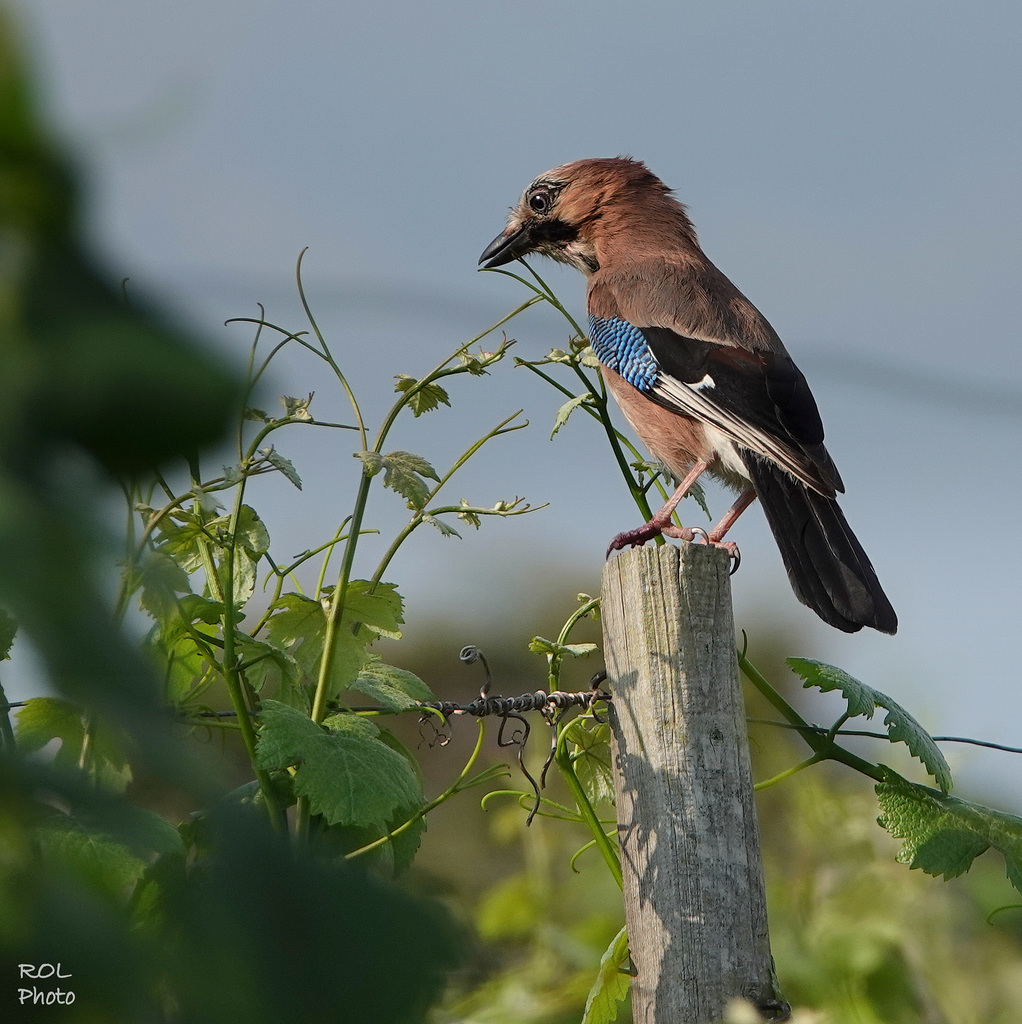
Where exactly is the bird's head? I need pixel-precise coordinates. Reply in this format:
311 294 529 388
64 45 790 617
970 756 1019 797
479 157 692 275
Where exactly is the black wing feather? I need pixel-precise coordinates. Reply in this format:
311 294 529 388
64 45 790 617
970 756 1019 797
639 326 842 495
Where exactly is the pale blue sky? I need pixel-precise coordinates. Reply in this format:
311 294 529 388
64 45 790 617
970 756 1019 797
14 0 1022 801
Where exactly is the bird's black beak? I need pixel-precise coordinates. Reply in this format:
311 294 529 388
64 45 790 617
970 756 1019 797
478 223 534 268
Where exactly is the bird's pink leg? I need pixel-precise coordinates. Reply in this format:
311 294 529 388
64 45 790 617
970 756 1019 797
607 461 709 556
697 487 758 565
707 488 757 542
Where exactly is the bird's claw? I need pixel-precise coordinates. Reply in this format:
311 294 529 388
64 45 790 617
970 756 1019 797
606 521 665 558
723 541 741 574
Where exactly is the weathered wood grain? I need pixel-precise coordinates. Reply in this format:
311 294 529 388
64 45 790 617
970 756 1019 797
602 543 778 1023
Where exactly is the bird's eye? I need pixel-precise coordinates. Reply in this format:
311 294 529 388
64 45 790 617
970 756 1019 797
529 191 550 213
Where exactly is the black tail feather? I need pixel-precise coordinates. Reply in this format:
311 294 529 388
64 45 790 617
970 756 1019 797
744 456 897 634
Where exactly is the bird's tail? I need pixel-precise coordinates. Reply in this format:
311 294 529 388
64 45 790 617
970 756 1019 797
743 455 897 634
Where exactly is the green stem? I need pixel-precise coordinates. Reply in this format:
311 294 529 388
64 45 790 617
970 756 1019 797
512 261 588 339
555 727 622 889
295 248 370 447
368 411 528 586
755 754 823 791
185 717 244 731
512 343 655 525
546 597 601 690
78 714 96 780
370 302 539 461
589 387 655 523
304 298 542 837
311 306 538 724
310 471 372 727
0 677 15 754
557 598 600 647
309 521 353 599
506 260 654 519
827 710 852 743
739 652 885 784
215 460 286 833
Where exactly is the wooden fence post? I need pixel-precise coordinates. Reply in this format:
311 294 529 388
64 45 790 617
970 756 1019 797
601 542 785 1023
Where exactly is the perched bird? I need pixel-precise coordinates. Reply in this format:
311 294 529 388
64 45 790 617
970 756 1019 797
479 157 897 634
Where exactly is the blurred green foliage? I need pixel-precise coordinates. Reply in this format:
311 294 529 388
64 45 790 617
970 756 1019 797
759 758 1022 1023
0 7 243 781
0 11 464 1021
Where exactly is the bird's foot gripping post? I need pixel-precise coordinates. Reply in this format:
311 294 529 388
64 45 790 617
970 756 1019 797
602 543 789 1023
606 460 741 572
606 461 709 557
607 520 741 574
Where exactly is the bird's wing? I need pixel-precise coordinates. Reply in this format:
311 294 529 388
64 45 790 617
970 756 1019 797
588 268 842 496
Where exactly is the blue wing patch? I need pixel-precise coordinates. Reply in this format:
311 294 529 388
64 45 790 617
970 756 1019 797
588 316 659 391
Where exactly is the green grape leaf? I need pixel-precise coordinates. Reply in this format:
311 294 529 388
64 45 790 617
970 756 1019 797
16 696 84 767
342 581 404 640
686 480 711 520
206 504 270 605
260 446 302 489
354 449 441 507
582 926 630 1024
576 592 600 620
789 658 952 793
234 631 301 698
630 458 662 479
564 718 615 806
0 606 17 660
380 813 426 876
15 697 132 791
264 582 403 701
420 513 460 539
529 636 599 659
264 593 348 694
154 511 208 574
177 595 225 625
394 374 451 416
355 450 384 478
37 817 150 895
138 549 191 623
384 451 441 508
256 701 422 830
351 657 435 712
458 349 499 375
265 594 327 674
876 773 1022 894
326 812 427 878
550 392 594 439
149 624 216 704
232 504 271 558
